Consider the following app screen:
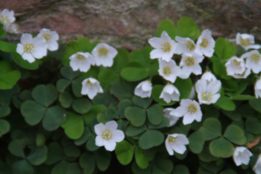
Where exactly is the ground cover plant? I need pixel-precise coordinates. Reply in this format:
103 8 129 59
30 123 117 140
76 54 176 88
0 9 261 174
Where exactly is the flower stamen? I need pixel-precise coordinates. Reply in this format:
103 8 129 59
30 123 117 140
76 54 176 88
98 47 108 56
162 42 172 52
233 59 241 66
240 39 250 47
187 104 197 113
42 33 51 42
185 57 195 66
200 38 209 48
251 53 260 63
186 41 195 51
201 92 212 101
102 130 112 140
168 136 178 143
23 43 34 53
163 67 172 76
76 54 86 60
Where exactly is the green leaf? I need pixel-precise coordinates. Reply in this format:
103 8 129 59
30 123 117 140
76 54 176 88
45 142 63 165
86 135 99 151
121 67 149 81
209 137 234 158
61 112 84 139
148 117 169 129
60 66 81 80
27 145 48 166
224 124 246 145
132 162 152 174
232 95 256 100
11 52 40 70
51 161 81 174
188 130 205 154
215 37 237 60
79 153 96 174
21 100 46 125
129 49 151 68
156 19 176 39
0 70 21 90
132 96 152 109
98 69 120 90
139 130 164 149
125 107 146 127
135 147 154 169
32 84 58 107
215 96 236 111
115 140 134 165
172 165 190 174
35 133 45 147
147 104 164 125
42 106 66 131
176 17 200 40
74 127 92 146
96 149 111 171
18 90 32 101
72 77 84 98
126 124 147 137
246 118 261 134
97 106 118 124
152 159 173 174
174 78 193 100
8 140 25 158
0 119 10 137
12 160 34 174
110 81 133 100
0 106 10 117
59 92 73 108
198 147 218 162
56 79 70 92
249 99 261 113
76 37 91 52
152 85 176 106
211 56 230 79
84 105 106 127
118 99 132 118
72 98 92 114
219 169 237 174
222 110 242 121
0 26 7 38
111 48 129 72
61 41 81 66
199 118 222 140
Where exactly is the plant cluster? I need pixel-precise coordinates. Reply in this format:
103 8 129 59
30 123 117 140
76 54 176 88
0 9 261 174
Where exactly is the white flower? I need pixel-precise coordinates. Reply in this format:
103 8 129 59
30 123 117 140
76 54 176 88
231 67 251 79
0 9 15 26
163 108 179 127
69 52 95 72
175 36 200 55
16 33 47 63
165 133 189 156
134 80 152 98
236 33 261 50
37 28 59 51
233 147 252 166
225 56 246 76
148 31 177 62
179 52 204 79
254 155 261 174
196 29 215 57
171 99 202 125
195 79 221 105
241 50 261 74
201 71 217 82
92 43 117 67
158 59 180 83
94 120 124 151
159 84 180 103
81 77 103 99
255 79 261 98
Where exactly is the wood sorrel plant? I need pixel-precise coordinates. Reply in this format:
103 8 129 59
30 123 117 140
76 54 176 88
0 9 261 174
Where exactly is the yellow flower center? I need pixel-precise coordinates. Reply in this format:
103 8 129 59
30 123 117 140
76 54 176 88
163 67 172 76
42 33 51 42
0 15 9 24
251 53 260 63
233 59 241 66
235 69 247 77
240 39 250 47
23 44 34 53
200 38 209 48
86 79 94 86
187 104 197 113
162 42 172 52
186 41 195 51
98 47 108 56
185 57 195 66
76 54 86 60
168 136 178 143
201 92 212 101
102 130 112 140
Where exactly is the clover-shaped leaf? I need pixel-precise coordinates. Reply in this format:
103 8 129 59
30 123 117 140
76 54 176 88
32 84 58 107
139 130 164 149
125 107 146 127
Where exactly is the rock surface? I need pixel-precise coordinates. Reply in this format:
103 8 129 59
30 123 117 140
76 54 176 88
1 0 261 50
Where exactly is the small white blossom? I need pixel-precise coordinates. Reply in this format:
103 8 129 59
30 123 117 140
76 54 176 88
134 80 152 98
179 52 204 79
254 155 261 174
196 29 215 57
201 71 217 82
16 33 47 63
225 56 246 76
0 9 15 26
233 147 252 166
231 67 251 79
159 84 180 103
95 120 124 151
37 28 59 51
81 77 103 99
92 43 117 67
148 31 177 62
255 78 261 98
236 33 261 50
171 99 202 125
241 50 261 74
69 52 95 72
163 108 179 127
195 79 221 105
165 133 189 156
175 36 200 55
158 59 180 83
